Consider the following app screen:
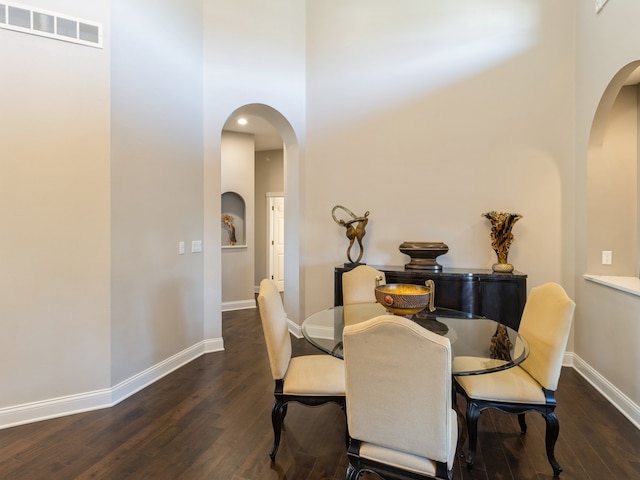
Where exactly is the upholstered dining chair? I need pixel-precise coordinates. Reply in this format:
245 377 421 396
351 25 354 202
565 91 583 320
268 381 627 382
257 279 346 460
342 265 386 305
343 315 457 480
454 282 576 476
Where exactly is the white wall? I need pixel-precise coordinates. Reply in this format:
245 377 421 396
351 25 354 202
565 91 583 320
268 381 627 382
0 1 111 408
303 0 576 316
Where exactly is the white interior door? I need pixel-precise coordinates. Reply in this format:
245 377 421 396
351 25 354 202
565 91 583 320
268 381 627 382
269 196 285 291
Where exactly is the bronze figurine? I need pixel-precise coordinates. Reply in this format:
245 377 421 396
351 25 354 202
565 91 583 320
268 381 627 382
332 205 369 264
222 214 237 245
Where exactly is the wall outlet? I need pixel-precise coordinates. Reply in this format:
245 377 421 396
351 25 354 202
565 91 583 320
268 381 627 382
602 250 612 265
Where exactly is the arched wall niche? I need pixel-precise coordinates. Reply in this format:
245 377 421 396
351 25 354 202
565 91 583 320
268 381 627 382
587 61 640 276
221 191 245 246
220 103 303 322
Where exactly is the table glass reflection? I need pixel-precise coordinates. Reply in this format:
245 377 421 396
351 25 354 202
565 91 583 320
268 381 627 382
302 303 529 376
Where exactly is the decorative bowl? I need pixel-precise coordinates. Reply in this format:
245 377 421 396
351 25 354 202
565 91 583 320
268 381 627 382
374 281 435 317
399 241 449 271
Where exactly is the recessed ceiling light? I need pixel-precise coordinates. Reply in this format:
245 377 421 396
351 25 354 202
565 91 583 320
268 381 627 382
237 118 248 126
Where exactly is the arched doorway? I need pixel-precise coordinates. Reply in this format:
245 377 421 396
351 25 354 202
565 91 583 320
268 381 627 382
218 104 303 328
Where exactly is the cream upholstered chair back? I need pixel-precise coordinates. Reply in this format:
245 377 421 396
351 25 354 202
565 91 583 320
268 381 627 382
518 282 576 391
344 315 456 467
342 265 386 305
257 279 292 381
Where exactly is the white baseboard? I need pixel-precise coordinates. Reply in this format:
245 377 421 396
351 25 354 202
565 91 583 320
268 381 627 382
0 388 113 431
204 337 225 353
3 343 637 434
221 299 257 312
0 336 224 431
288 317 303 338
110 341 207 405
567 352 640 429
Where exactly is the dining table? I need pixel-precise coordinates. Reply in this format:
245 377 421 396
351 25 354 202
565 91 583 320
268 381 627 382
301 302 529 376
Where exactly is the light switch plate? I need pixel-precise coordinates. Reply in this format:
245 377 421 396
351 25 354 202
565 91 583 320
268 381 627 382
192 240 202 253
179 241 185 255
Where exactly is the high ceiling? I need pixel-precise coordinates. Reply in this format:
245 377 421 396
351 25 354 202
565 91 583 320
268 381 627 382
222 114 283 151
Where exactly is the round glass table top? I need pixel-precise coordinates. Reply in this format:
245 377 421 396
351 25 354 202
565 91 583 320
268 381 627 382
301 303 529 376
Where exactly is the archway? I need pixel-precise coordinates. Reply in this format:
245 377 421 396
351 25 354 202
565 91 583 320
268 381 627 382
219 104 302 328
587 61 640 276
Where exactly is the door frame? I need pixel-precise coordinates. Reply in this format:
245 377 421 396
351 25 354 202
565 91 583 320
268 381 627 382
267 192 284 291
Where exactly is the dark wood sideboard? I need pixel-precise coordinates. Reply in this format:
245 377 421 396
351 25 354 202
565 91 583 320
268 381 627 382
334 265 527 330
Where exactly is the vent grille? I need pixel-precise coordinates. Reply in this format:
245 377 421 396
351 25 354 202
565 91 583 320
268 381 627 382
0 2 102 48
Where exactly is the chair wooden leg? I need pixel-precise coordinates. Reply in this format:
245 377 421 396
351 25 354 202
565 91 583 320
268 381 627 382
346 463 360 480
465 401 481 470
544 411 562 476
452 387 467 456
269 399 285 460
344 426 350 450
518 413 527 434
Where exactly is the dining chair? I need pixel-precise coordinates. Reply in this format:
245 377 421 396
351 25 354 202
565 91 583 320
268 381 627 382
257 279 346 460
342 265 386 305
343 315 457 480
454 282 576 476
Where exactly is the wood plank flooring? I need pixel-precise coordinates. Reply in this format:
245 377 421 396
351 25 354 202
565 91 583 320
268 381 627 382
0 306 639 479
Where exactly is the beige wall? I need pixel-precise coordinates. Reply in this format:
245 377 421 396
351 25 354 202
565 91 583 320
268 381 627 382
221 132 255 307
0 1 111 408
576 0 640 418
255 150 285 287
203 1 307 329
304 0 576 315
3 0 640 429
587 86 638 275
109 0 205 386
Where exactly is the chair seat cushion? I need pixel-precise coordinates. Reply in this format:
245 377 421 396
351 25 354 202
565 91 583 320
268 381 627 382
455 365 547 404
283 355 345 396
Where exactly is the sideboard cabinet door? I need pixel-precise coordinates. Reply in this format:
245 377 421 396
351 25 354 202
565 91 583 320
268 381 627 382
477 276 526 330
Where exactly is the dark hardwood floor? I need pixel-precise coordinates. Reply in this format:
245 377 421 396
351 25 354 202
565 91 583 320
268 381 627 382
1 306 639 479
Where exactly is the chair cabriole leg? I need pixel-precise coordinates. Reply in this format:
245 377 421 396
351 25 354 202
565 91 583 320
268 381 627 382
544 411 562 476
269 399 285 460
465 401 481 470
345 463 360 480
518 413 527 434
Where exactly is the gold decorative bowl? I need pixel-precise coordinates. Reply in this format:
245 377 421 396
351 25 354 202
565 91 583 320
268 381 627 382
374 281 435 317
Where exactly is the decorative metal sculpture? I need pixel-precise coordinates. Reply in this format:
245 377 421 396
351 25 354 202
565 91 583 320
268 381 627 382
482 211 523 273
332 205 369 264
222 214 237 245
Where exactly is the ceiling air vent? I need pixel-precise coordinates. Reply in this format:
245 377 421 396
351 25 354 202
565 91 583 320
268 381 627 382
0 2 102 48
